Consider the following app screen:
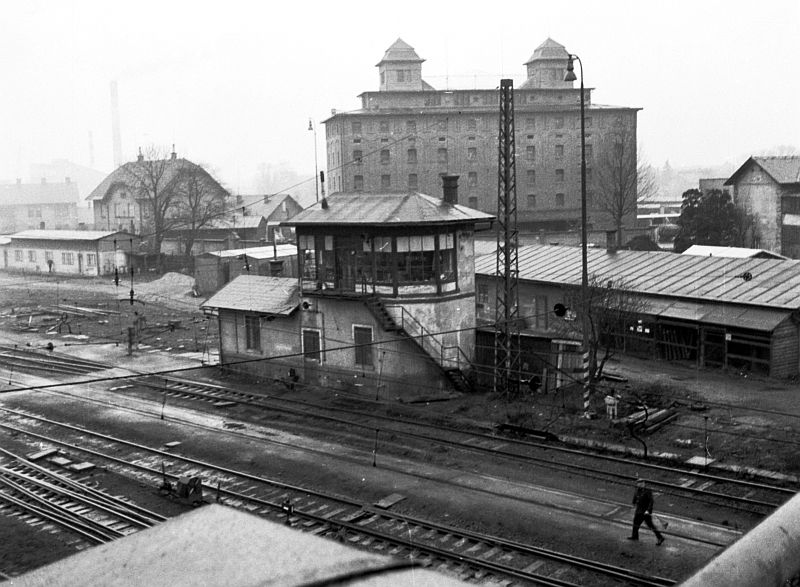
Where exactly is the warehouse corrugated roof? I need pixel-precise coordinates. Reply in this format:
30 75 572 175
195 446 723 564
201 275 298 315
284 192 494 226
474 244 800 311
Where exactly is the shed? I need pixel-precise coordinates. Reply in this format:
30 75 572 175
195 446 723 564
475 244 800 378
194 244 298 295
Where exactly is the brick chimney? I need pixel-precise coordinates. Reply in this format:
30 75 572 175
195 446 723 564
441 174 459 205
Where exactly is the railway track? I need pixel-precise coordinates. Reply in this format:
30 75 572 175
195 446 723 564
2 344 792 517
131 372 795 516
0 446 165 548
0 408 676 587
0 344 110 377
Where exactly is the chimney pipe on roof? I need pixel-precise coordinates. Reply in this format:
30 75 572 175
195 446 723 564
171 144 177 160
606 230 617 254
137 147 144 163
442 174 459 205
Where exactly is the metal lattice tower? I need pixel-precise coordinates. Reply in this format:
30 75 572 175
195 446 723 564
494 79 520 395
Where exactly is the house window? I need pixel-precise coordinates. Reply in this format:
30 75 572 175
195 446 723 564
408 174 418 189
527 169 536 185
302 329 321 361
527 194 537 208
468 196 479 209
353 325 373 367
396 70 405 82
467 147 477 161
61 252 74 265
380 149 390 164
555 169 564 182
556 193 565 207
45 251 53 261
354 175 364 191
381 175 391 189
406 120 416 133
28 250 36 262
245 315 261 351
353 150 363 164
14 250 23 262
437 148 448 165
585 117 593 128
351 121 362 134
555 144 564 159
438 118 448 131
468 172 478 187
86 253 96 267
407 148 417 164
379 121 390 133
526 145 535 161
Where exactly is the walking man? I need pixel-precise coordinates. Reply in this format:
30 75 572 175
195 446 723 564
628 479 665 545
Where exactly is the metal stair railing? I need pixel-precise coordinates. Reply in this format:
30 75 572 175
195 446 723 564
385 305 473 373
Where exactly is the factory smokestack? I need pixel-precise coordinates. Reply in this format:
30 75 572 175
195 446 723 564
110 81 123 168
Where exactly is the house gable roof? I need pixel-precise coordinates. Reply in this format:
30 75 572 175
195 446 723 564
725 156 800 186
201 275 299 315
86 158 227 202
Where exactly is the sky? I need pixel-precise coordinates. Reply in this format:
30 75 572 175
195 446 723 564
1 0 798 197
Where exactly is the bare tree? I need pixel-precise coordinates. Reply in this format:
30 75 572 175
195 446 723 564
171 165 230 256
594 129 658 247
557 275 646 388
123 145 180 259
123 145 229 262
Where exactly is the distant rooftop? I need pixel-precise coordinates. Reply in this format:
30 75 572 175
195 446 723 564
199 244 297 260
0 179 79 205
682 245 787 260
9 229 129 241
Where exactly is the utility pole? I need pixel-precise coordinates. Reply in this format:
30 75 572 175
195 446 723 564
494 79 520 395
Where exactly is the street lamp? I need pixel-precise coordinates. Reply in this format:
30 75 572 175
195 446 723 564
564 52 591 414
308 118 319 203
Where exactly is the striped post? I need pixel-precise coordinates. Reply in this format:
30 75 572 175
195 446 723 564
582 350 591 416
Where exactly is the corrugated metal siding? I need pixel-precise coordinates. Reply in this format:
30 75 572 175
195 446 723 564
770 319 798 378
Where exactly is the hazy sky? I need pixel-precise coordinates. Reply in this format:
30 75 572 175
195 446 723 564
1 0 798 195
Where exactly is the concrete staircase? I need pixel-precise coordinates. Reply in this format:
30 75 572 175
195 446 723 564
363 294 474 392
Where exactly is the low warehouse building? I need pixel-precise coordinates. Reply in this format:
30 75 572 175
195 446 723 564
475 244 800 379
1 229 141 276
